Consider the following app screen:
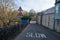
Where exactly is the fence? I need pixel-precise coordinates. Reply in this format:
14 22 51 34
0 24 22 40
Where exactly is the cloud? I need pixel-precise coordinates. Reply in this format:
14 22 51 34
14 0 55 12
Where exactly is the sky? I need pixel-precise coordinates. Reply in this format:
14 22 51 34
14 0 55 12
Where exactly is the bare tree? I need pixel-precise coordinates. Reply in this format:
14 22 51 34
0 0 19 27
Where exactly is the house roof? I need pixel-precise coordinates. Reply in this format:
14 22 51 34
37 7 55 15
43 7 55 14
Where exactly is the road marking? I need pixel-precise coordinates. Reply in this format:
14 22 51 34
26 32 47 38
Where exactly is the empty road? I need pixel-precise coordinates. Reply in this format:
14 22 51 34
14 23 60 40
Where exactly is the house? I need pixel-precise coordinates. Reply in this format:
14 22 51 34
36 6 60 33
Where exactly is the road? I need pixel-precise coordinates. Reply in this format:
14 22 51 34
30 21 36 24
14 23 60 40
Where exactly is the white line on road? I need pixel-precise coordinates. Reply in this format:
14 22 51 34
26 32 47 38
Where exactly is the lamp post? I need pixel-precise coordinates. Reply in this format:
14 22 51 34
55 0 60 32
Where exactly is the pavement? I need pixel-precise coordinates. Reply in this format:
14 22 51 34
14 23 60 40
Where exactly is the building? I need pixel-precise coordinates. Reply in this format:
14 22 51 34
17 7 23 18
36 6 60 33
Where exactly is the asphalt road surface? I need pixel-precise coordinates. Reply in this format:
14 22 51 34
14 23 60 40
30 21 36 24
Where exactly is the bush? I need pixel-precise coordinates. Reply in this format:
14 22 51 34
21 15 30 19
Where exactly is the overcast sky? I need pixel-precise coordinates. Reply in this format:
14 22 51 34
14 0 55 12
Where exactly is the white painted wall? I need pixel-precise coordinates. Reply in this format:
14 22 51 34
36 13 60 33
48 14 55 30
37 13 55 30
